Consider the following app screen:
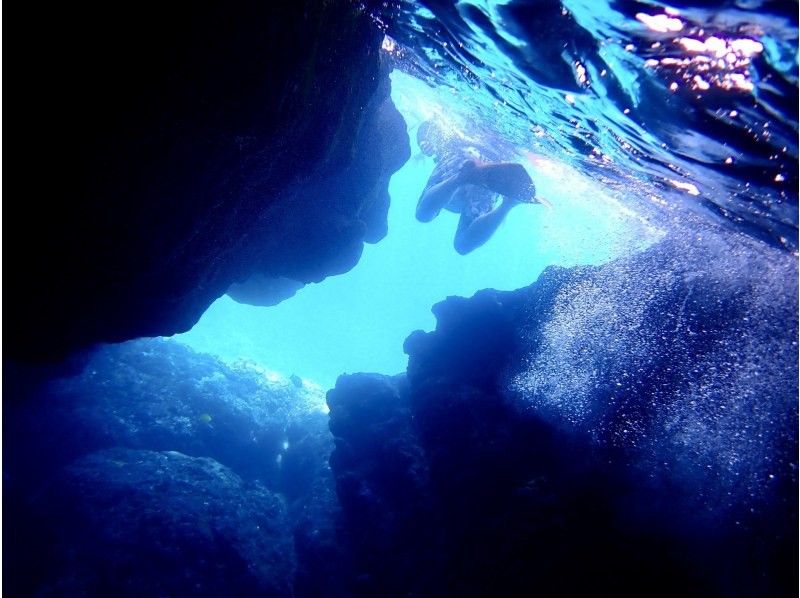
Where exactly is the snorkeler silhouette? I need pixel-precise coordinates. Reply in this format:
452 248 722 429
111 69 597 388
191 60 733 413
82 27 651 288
415 120 543 254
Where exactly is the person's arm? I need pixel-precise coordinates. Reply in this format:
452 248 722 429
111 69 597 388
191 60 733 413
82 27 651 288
450 159 536 254
453 196 518 255
416 164 472 222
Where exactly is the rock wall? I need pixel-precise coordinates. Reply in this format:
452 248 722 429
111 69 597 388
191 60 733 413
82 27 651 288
5 227 796 596
4 339 341 596
327 230 798 596
8 1 409 362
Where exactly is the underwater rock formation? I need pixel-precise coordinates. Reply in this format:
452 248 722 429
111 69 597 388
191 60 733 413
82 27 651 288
4 227 796 596
4 339 328 487
8 1 409 362
227 274 308 307
29 448 295 596
327 230 798 596
4 339 341 596
327 373 433 596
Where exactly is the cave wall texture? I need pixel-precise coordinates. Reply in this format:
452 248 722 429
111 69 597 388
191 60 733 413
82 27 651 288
4 339 339 596
8 0 409 362
4 2 797 596
4 223 796 596
327 231 798 597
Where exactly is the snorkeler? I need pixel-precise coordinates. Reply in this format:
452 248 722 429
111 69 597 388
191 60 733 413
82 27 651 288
415 120 543 255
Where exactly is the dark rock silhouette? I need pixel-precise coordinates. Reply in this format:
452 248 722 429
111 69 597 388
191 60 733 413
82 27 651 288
8 1 409 362
3 230 796 596
3 1 796 596
327 231 798 596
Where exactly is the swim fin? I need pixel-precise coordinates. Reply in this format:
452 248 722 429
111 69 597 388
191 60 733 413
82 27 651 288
473 162 536 203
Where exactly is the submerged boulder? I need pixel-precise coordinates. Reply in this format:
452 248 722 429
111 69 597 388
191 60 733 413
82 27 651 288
22 448 294 597
3 338 329 490
8 1 410 362
327 373 434 596
4 338 343 596
327 228 798 596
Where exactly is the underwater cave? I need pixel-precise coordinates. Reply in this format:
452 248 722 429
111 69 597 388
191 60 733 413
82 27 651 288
3 1 798 596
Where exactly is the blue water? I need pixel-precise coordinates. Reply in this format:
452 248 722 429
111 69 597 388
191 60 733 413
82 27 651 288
174 2 796 390
9 3 797 596
174 74 666 388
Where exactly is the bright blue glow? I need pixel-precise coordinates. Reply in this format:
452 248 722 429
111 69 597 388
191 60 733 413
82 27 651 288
171 71 661 390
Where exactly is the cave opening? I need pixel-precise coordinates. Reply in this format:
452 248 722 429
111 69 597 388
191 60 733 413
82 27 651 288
4 3 796 595
169 69 661 391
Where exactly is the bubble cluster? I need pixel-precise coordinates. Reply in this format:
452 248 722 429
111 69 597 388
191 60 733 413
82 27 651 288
510 227 798 516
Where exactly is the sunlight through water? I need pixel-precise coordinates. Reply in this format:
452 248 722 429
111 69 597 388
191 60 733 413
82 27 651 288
173 68 664 389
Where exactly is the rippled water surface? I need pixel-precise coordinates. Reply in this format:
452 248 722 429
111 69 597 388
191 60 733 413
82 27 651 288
178 0 796 391
378 0 798 250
